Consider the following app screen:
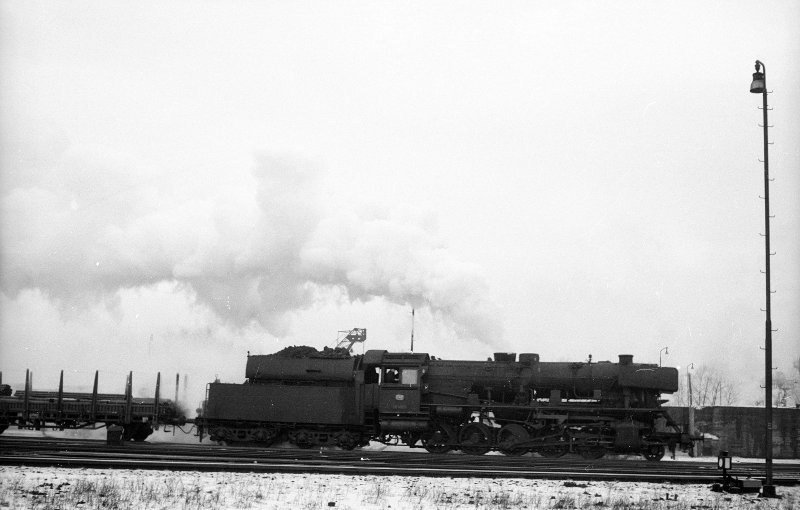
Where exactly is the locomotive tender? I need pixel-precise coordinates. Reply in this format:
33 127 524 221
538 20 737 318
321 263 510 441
198 331 691 460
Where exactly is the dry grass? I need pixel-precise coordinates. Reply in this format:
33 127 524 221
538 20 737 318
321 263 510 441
0 467 797 509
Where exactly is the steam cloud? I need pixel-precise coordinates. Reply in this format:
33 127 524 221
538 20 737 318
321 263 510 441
1 146 503 344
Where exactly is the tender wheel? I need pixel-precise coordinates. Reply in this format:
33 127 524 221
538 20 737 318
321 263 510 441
293 429 315 449
423 423 456 454
643 445 665 461
209 426 226 443
335 431 358 450
250 427 277 446
459 422 493 455
497 424 530 456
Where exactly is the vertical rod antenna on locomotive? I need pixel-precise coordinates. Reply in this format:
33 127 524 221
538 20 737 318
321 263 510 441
410 308 415 352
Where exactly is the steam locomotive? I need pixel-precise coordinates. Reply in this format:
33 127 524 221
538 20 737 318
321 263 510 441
0 328 692 460
197 330 691 460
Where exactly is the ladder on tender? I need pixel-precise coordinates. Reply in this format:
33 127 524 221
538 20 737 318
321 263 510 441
334 328 366 352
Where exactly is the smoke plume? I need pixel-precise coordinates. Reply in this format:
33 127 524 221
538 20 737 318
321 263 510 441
1 146 503 345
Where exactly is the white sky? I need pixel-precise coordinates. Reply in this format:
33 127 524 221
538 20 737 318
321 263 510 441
1 2 798 406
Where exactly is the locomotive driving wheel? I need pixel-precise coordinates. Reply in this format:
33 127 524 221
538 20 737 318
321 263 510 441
575 426 607 460
459 422 493 455
538 443 568 458
423 423 455 454
643 445 665 461
535 426 568 458
577 444 606 460
497 424 530 456
537 434 568 458
402 432 422 447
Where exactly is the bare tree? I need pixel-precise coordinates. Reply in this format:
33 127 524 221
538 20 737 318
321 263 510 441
753 356 800 407
672 365 740 407
772 364 799 407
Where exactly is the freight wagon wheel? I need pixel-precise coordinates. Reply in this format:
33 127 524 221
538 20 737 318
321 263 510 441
497 424 530 456
423 423 456 454
122 424 152 442
120 424 144 441
459 422 492 455
132 425 154 442
643 445 665 461
121 425 134 441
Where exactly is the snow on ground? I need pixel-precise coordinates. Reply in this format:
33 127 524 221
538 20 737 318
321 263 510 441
2 430 798 508
1 466 798 510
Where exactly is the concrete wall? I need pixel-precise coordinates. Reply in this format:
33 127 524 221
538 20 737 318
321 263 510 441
667 406 800 459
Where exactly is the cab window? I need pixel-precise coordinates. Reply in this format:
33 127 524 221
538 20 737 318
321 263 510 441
382 368 400 384
400 368 419 385
381 367 419 385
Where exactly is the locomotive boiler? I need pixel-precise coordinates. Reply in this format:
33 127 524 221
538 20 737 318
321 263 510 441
198 332 691 460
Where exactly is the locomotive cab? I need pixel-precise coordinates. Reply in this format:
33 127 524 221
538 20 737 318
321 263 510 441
374 352 429 415
363 350 431 434
379 366 421 413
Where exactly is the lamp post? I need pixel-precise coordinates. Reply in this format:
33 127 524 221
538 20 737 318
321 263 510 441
687 363 696 457
659 346 669 367
749 59 776 499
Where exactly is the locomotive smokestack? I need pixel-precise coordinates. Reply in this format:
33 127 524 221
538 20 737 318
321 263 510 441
619 354 633 365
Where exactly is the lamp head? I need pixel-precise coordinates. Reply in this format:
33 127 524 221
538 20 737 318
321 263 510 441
717 451 732 470
750 61 765 94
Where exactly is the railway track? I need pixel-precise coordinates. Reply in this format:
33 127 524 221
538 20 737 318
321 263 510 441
1 437 798 485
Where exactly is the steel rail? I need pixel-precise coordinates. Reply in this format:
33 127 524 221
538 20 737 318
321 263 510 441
1 437 798 485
